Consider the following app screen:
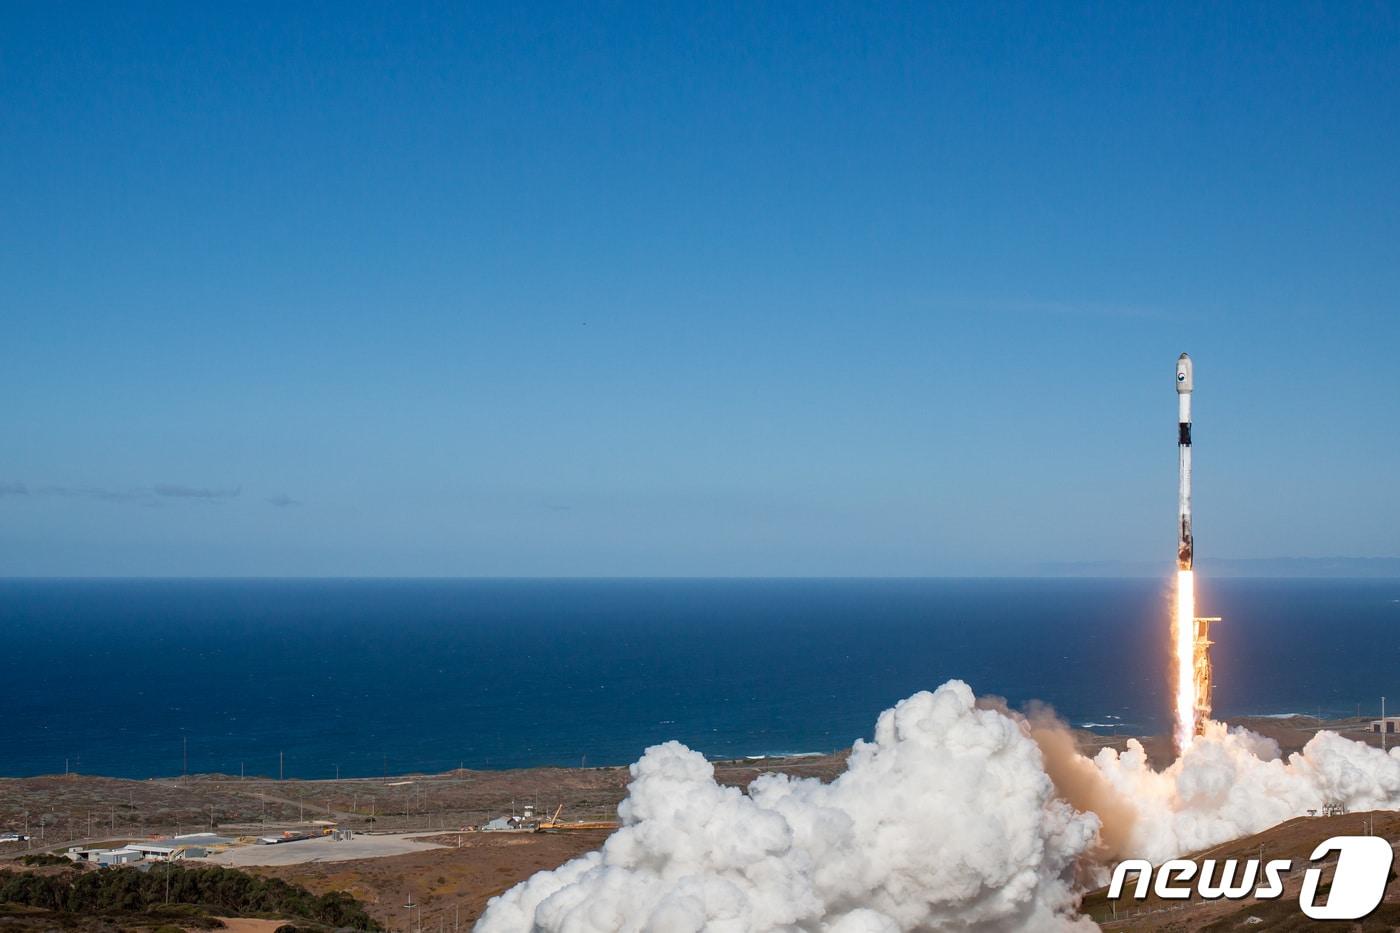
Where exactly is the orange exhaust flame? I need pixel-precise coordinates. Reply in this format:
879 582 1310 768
1174 569 1216 754
1174 570 1196 753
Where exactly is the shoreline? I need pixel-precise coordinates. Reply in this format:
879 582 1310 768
4 710 1385 785
2 713 1380 841
4 713 1391 929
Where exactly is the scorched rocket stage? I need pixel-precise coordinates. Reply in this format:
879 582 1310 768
1176 353 1193 570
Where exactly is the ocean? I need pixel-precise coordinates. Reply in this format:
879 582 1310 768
2 577 1397 779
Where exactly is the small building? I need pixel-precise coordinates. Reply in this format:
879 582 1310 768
1370 718 1400 734
68 845 147 866
127 841 181 861
67 846 105 862
97 847 144 866
125 834 229 861
480 816 520 832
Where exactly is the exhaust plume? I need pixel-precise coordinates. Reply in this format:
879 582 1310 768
478 682 1400 931
1091 720 1400 864
477 681 1099 932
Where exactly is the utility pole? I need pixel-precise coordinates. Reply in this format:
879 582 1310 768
1384 697 1388 752
183 736 188 777
280 751 284 781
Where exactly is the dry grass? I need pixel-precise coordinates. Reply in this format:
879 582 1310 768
247 830 614 928
0 752 848 854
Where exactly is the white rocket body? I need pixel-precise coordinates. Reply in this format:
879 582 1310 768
1176 353 1193 570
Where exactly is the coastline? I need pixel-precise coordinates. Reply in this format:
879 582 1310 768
2 713 1389 929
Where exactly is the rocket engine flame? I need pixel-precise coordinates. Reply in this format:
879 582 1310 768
1174 570 1197 752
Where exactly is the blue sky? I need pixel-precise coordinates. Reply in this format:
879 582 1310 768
2 2 1397 575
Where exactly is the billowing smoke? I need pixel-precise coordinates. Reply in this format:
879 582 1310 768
477 681 1100 932
1089 721 1400 864
983 700 1141 868
477 681 1400 931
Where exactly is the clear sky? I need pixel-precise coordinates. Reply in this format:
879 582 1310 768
3 2 1397 576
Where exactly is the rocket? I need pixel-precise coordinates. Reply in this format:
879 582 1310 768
1176 353 1193 570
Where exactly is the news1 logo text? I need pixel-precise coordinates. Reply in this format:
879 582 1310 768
1108 835 1394 921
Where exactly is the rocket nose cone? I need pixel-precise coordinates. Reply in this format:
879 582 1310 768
1176 354 1193 393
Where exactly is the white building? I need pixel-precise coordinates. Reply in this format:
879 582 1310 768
97 847 144 866
67 845 147 866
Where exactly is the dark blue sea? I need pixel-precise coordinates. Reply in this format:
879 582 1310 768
2 578 1398 779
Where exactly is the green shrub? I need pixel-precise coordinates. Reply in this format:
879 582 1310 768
0 864 380 930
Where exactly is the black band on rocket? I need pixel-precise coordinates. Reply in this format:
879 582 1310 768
1179 423 1192 446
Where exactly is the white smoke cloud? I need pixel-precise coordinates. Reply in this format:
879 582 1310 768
1090 721 1400 864
477 681 1100 932
477 682 1400 932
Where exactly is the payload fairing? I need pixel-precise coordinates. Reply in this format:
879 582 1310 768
1176 353 1193 570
